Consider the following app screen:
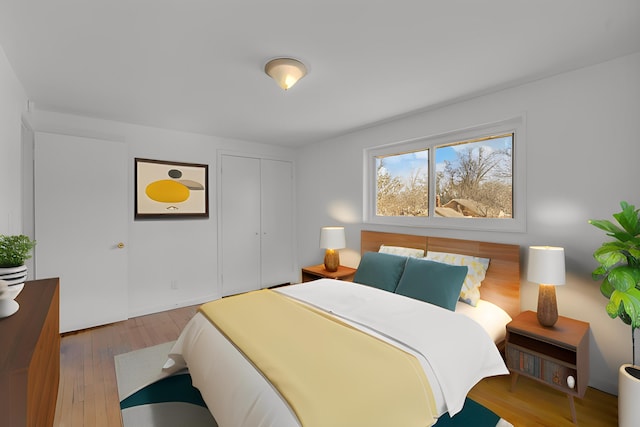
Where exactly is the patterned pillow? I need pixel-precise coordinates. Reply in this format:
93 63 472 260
379 245 425 258
424 251 490 306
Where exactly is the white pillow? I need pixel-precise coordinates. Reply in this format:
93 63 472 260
455 299 512 344
379 245 425 258
424 251 490 306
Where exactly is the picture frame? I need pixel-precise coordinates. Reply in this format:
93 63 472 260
135 158 209 219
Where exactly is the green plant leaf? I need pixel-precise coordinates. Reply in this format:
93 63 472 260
600 279 615 298
618 306 633 326
605 287 640 328
594 244 627 268
598 241 628 251
626 288 640 328
593 265 608 280
613 202 640 235
607 292 637 326
606 296 626 321
627 248 640 269
610 231 636 243
589 219 625 235
608 266 637 291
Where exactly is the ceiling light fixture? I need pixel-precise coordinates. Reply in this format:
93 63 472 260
264 58 307 90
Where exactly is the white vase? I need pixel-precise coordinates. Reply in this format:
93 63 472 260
619 363 640 427
0 281 24 318
0 264 28 285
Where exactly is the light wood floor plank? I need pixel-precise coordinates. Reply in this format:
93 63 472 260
469 373 617 426
54 305 617 427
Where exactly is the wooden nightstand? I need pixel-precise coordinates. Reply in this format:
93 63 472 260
301 264 357 282
506 310 589 424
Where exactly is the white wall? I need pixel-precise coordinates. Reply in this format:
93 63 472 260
0 44 27 235
295 52 640 395
24 110 296 317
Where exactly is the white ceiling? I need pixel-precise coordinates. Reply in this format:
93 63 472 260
1 1 639 147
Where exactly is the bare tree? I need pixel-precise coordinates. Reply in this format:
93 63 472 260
376 143 511 218
376 160 428 216
397 167 428 216
438 145 512 217
376 160 403 215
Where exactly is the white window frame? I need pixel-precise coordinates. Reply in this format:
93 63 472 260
363 116 526 232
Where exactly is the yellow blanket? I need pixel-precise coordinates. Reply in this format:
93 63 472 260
199 289 437 427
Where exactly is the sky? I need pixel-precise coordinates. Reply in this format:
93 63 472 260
377 135 512 180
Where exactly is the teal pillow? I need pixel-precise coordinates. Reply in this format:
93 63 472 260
353 252 408 292
395 258 468 310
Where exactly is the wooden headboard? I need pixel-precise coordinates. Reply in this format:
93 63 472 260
361 230 521 319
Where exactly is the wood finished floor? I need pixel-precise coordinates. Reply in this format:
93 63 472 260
54 305 618 427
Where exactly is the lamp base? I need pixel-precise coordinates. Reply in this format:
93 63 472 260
537 284 558 327
324 249 340 272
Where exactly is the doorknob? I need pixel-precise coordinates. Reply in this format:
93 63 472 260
117 242 125 249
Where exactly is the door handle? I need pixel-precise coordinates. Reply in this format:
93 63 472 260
117 242 125 249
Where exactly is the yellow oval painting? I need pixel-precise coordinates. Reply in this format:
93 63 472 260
145 180 190 203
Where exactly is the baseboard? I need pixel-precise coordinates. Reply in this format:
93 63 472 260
127 294 218 319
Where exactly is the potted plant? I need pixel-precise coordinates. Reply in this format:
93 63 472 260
589 201 640 427
0 234 36 285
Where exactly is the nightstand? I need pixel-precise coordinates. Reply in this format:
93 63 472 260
301 264 357 282
505 310 589 424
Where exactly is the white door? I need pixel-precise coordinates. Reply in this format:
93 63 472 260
220 155 261 296
34 132 128 332
261 159 295 287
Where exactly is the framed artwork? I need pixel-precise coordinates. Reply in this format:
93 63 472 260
135 158 209 219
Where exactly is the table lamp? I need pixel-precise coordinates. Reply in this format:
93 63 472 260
528 246 566 327
319 227 346 272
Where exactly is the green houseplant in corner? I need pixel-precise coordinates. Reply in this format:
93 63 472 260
589 201 640 427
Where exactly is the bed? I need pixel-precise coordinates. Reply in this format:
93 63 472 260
166 230 520 427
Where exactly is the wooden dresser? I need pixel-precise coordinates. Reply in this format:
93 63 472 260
0 278 60 427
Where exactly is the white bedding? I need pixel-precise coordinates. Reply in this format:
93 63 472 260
454 298 512 344
166 279 509 427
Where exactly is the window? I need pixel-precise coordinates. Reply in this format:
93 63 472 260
364 117 525 231
435 134 513 219
376 149 429 217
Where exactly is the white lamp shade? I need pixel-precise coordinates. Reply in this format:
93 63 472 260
264 58 307 90
527 246 566 285
319 227 346 249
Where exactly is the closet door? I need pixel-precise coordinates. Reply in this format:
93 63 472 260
261 159 295 287
34 132 128 332
220 155 261 296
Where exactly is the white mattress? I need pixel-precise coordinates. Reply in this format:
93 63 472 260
166 279 509 427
